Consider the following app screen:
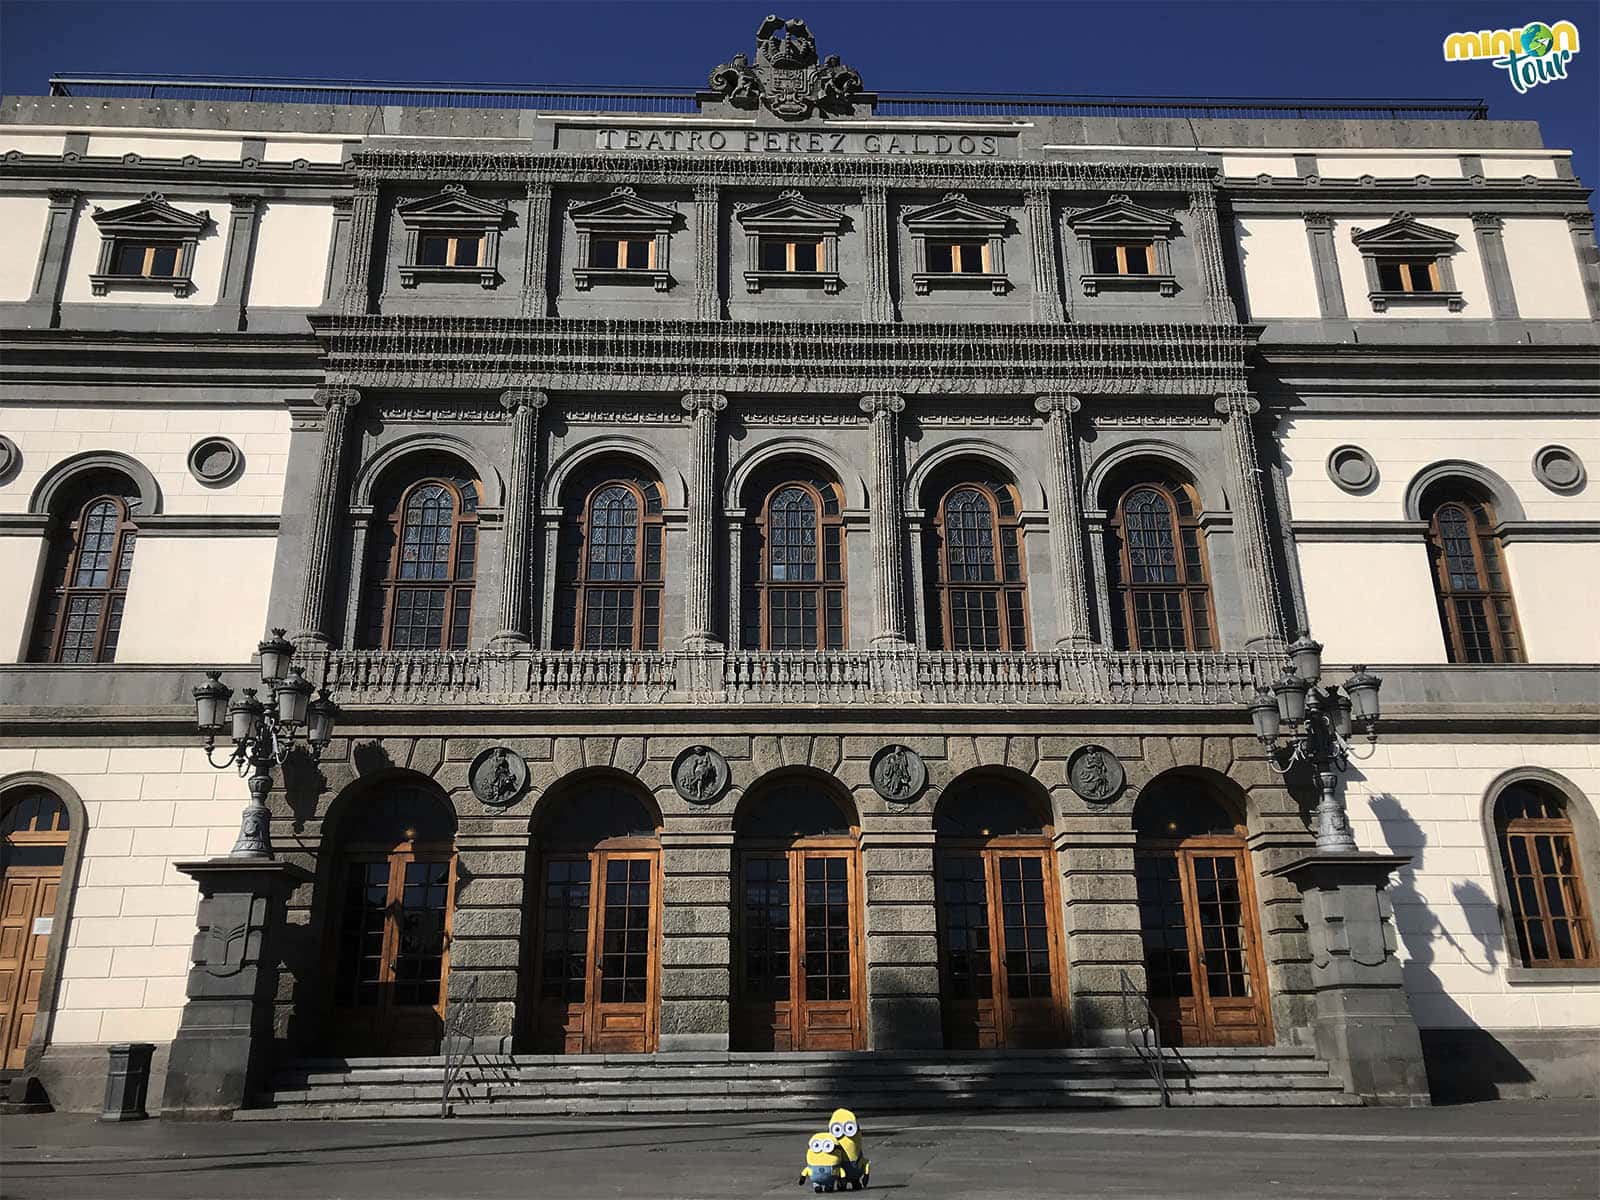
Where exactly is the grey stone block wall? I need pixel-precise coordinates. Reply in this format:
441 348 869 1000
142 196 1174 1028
659 830 733 1052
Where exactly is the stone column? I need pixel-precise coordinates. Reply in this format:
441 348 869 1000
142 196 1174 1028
681 392 727 648
218 195 262 331
862 185 894 323
1189 184 1236 324
693 184 720 321
1025 188 1065 323
1471 214 1520 319
21 189 80 329
446 823 528 1052
1215 390 1285 650
293 387 360 648
1268 853 1431 1106
521 181 553 318
860 393 908 646
1054 815 1143 1043
1035 394 1093 647
338 179 379 316
490 388 548 649
1303 213 1348 319
861 830 942 1049
160 858 307 1117
1566 211 1600 319
658 830 733 1052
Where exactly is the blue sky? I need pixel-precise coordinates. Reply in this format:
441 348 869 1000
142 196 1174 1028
2 1 1596 191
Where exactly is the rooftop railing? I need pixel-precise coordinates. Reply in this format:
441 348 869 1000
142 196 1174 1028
42 73 1491 121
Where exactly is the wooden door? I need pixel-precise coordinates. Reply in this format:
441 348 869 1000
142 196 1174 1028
1136 842 1271 1047
332 850 454 1056
937 848 1068 1050
531 850 658 1054
2 791 70 1071
735 849 861 1051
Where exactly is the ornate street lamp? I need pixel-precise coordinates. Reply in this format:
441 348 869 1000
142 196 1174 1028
192 627 338 859
1250 634 1381 853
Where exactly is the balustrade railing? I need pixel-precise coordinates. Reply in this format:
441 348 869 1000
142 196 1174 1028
917 651 1065 705
525 650 676 704
724 650 874 704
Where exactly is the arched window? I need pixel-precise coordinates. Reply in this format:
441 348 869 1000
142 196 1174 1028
1104 470 1214 652
28 479 140 664
358 466 479 651
1494 782 1597 968
926 479 1028 651
554 470 665 651
1422 484 1523 664
742 475 847 651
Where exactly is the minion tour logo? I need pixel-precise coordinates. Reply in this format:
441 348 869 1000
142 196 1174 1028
1443 20 1581 92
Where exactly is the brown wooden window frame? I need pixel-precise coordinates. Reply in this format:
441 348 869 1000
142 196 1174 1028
28 493 139 665
416 230 485 269
1423 489 1525 665
1495 785 1599 969
757 236 824 274
1105 473 1215 653
589 235 658 272
926 238 992 275
741 478 848 652
358 475 480 652
108 238 184 280
1089 240 1156 277
927 480 1030 652
553 475 666 652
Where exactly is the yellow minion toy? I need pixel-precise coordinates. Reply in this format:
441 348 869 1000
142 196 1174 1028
828 1108 869 1190
798 1132 846 1192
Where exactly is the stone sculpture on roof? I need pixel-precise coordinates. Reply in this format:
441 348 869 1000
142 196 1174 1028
708 14 866 120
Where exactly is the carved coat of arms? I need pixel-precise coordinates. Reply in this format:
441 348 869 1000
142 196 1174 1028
708 15 865 120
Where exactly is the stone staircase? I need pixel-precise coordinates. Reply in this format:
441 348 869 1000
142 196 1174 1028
237 1046 1359 1119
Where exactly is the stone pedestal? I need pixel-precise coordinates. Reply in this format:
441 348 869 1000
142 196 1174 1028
1268 852 1430 1106
160 859 307 1119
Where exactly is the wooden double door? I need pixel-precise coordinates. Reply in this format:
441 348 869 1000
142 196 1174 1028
735 848 863 1051
530 849 659 1054
1136 840 1272 1047
2 791 71 1071
936 845 1069 1049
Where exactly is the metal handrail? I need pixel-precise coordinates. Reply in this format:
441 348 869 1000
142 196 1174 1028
1119 968 1170 1107
438 972 481 1118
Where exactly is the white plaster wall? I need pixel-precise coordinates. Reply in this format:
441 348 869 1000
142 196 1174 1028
113 537 275 663
0 536 44 661
1345 741 1600 1031
0 404 291 517
1298 541 1447 663
58 196 227 306
263 139 346 164
247 202 334 308
1315 154 1463 179
1222 155 1297 178
1503 541 1600 662
1484 155 1561 179
1234 216 1320 318
1279 414 1600 522
0 131 67 155
0 745 248 1045
1502 217 1589 319
84 135 243 161
0 195 50 300
1333 216 1490 318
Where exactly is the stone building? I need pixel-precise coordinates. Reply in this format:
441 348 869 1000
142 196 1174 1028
1 17 1596 1115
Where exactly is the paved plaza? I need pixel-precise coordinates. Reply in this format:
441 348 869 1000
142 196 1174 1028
2 1101 1597 1200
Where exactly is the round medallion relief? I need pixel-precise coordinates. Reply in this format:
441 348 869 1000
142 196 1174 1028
869 744 927 803
468 746 530 808
1532 445 1585 494
1326 445 1378 494
0 434 18 483
187 437 244 486
672 745 730 805
1067 744 1126 804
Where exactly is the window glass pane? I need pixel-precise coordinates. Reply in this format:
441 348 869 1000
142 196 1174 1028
1091 242 1120 274
587 485 639 582
112 242 148 275
1377 259 1405 290
793 240 819 272
768 487 818 582
928 242 955 273
1405 260 1436 292
944 488 998 583
954 241 986 272
623 238 651 269
418 235 450 266
1124 489 1179 584
589 238 619 269
148 244 180 277
760 239 787 271
453 235 482 267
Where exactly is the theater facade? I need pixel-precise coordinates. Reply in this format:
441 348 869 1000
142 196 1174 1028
1 18 1597 1114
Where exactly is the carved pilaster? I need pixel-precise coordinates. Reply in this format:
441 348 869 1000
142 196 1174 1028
862 185 894 323
1035 394 1093 646
491 388 549 648
294 387 360 648
25 189 81 327
1303 213 1348 319
693 184 721 321
682 391 727 647
1189 184 1235 324
521 182 552 319
1025 189 1065 323
1471 213 1519 319
861 392 908 645
1215 391 1285 649
218 195 262 332
1564 211 1600 319
338 179 379 316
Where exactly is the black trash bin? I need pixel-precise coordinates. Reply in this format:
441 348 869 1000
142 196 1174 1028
101 1042 156 1121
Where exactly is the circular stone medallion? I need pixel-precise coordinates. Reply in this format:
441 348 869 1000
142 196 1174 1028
672 745 730 805
1533 445 1586 494
0 434 18 483
1067 744 1126 804
1325 445 1378 493
187 436 245 486
870 743 927 803
469 746 530 808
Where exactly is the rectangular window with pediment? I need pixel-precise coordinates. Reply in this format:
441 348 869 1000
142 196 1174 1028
1068 196 1178 297
738 191 846 295
395 186 508 289
88 193 210 298
904 194 1011 296
570 187 677 292
1351 215 1465 312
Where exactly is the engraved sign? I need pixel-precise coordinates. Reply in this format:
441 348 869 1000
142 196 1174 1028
870 743 927 803
673 744 730 805
469 746 531 808
1067 744 1126 804
579 126 1012 158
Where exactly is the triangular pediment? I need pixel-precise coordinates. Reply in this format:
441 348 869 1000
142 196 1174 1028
568 187 678 227
903 193 1010 231
91 193 209 233
736 190 847 231
396 185 509 225
1350 214 1459 252
1066 195 1175 234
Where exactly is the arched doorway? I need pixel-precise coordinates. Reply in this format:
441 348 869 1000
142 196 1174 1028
733 776 863 1051
527 778 661 1054
326 782 457 1056
1 789 71 1069
934 776 1069 1049
1134 773 1271 1047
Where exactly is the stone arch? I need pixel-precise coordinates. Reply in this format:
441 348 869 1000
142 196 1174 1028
319 768 460 847
1132 766 1250 838
908 440 1047 512
29 450 161 516
735 766 861 838
528 767 664 845
0 772 90 1084
1403 460 1526 522
1085 439 1222 512
544 435 687 511
351 433 501 509
935 766 1056 836
726 436 868 512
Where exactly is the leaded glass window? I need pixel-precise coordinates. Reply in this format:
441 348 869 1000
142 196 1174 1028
554 471 664 651
928 481 1028 651
1424 488 1524 664
28 492 139 664
1105 473 1214 652
358 469 479 651
743 478 846 651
